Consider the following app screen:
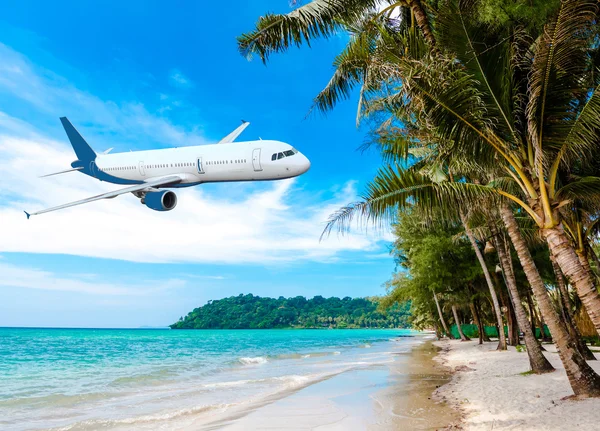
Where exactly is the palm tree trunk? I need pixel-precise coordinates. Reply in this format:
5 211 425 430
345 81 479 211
452 304 470 341
550 256 596 361
542 225 600 338
491 224 554 373
493 268 516 345
461 212 507 350
501 204 600 396
470 302 484 344
433 291 454 339
576 248 597 287
526 292 538 338
408 0 436 46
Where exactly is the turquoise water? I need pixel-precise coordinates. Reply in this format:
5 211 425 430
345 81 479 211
0 328 419 430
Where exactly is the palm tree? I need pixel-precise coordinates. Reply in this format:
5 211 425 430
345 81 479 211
488 218 555 372
433 290 454 338
238 1 434 62
240 0 600 396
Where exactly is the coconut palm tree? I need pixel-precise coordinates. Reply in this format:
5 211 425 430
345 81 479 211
240 0 600 396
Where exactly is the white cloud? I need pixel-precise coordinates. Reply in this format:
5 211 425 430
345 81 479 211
0 43 208 149
0 43 390 265
168 69 194 88
0 262 186 295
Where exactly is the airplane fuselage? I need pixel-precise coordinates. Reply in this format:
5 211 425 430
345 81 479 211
77 140 311 187
26 118 310 218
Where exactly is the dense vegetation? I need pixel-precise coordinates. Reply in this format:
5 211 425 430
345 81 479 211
239 0 600 397
171 294 410 329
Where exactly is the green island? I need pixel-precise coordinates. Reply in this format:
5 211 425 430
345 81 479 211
170 294 410 329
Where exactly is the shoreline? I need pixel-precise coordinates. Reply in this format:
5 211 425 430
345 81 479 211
194 336 461 430
433 339 600 430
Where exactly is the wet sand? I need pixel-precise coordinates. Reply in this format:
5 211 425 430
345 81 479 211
371 340 461 430
194 338 460 430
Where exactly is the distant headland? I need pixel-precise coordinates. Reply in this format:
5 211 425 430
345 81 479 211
171 294 410 329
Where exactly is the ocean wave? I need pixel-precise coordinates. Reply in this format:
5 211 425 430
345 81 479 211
238 356 268 365
109 368 176 386
300 351 341 359
52 403 232 430
0 390 120 408
203 374 312 390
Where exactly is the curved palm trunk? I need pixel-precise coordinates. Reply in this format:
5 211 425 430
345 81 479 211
461 213 507 350
501 205 600 396
433 291 454 339
550 256 596 361
408 0 435 46
452 304 470 341
576 248 597 287
542 226 600 338
491 224 554 373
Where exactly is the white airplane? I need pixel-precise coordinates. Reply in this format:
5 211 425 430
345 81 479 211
25 117 310 218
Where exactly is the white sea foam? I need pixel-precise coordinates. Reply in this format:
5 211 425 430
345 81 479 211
238 356 268 365
203 379 255 389
53 403 233 429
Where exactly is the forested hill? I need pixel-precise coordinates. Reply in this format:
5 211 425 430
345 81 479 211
170 294 410 329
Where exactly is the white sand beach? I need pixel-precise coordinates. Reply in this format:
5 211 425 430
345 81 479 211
434 340 600 430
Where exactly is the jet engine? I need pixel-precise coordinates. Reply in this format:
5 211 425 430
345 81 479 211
143 190 177 211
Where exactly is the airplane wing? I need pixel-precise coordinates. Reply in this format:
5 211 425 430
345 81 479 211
25 175 182 219
218 121 250 144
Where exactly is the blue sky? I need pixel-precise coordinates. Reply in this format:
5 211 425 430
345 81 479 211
0 0 395 328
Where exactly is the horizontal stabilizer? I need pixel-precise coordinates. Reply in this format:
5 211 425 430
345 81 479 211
218 121 250 144
39 167 84 178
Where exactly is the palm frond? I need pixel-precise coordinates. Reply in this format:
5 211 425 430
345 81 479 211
526 0 598 170
555 176 600 205
321 166 501 238
237 0 379 62
436 0 517 144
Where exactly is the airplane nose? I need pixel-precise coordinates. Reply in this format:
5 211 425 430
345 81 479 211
299 154 311 174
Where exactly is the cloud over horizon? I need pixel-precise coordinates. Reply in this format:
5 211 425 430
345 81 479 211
0 43 389 266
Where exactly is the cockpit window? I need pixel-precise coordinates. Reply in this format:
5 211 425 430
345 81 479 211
272 148 299 160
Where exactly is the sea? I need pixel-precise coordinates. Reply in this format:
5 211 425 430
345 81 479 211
0 327 421 430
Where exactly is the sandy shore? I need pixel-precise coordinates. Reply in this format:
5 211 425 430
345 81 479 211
434 339 600 430
190 338 459 430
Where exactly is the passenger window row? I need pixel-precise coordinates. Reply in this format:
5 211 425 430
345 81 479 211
207 159 246 165
100 158 249 173
271 148 298 161
102 166 135 171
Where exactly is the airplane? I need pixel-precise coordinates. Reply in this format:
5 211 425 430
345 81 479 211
24 117 310 218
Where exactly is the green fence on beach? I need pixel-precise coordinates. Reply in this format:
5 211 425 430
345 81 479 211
449 324 550 340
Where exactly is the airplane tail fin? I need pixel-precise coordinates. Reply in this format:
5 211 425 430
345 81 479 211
60 117 96 162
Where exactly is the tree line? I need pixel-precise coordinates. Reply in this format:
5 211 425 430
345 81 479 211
171 294 410 329
239 0 600 397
